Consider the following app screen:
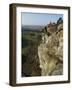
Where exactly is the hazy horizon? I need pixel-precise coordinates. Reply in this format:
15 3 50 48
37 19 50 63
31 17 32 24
21 12 63 26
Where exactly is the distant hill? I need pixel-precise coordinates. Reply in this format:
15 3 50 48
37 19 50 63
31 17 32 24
22 25 45 32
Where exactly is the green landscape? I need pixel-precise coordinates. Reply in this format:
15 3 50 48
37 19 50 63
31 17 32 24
22 30 42 77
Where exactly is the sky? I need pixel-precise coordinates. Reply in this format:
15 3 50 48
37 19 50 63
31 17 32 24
21 12 63 26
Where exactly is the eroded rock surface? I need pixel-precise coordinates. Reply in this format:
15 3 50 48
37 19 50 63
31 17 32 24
38 19 63 76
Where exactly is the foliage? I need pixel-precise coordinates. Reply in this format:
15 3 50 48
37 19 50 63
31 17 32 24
22 31 42 77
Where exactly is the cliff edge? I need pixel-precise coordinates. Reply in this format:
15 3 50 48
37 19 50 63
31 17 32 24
38 18 63 76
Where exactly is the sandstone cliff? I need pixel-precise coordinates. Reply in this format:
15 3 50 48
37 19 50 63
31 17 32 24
38 18 63 76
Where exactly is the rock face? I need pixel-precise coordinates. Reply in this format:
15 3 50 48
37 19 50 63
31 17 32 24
38 18 63 76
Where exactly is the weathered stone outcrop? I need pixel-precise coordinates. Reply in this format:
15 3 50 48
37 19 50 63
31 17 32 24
38 18 63 76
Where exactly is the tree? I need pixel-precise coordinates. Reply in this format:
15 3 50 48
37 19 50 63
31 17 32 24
57 17 63 25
